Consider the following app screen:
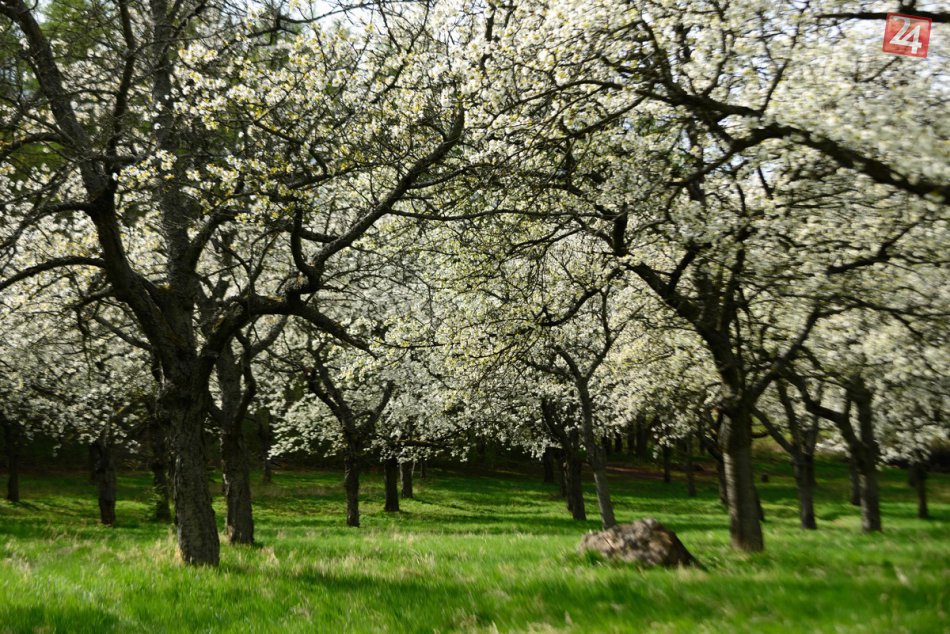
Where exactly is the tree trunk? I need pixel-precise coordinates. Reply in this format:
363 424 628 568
848 456 861 506
721 408 764 551
3 417 19 503
662 445 672 484
603 436 611 457
420 459 428 480
793 453 817 529
165 387 219 566
635 417 650 462
850 378 881 533
685 437 697 497
400 461 414 499
714 452 728 506
221 423 254 544
613 433 623 454
344 455 360 527
553 449 567 498
564 454 586 521
217 346 255 546
148 416 171 522
90 435 117 526
571 371 616 529
384 457 399 512
542 448 555 484
909 462 929 519
258 412 274 485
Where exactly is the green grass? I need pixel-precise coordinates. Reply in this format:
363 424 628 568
1 459 948 633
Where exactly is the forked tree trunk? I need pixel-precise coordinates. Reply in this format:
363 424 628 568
165 387 219 565
3 417 19 503
564 454 586 521
344 455 360 527
909 462 929 519
400 461 414 499
721 407 764 552
90 435 117 526
148 416 171 522
384 457 399 512
793 453 817 529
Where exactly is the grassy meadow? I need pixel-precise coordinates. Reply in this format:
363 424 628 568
0 458 948 633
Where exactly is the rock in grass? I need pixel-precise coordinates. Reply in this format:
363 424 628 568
579 519 700 568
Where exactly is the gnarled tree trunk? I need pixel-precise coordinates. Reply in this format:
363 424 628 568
163 384 219 565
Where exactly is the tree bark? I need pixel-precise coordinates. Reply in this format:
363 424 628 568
685 437 697 497
560 355 616 529
344 454 360 527
564 454 586 521
384 457 399 512
662 445 672 484
721 407 764 551
90 434 117 526
258 412 274 485
635 416 650 462
848 456 861 506
216 346 254 545
849 377 881 532
542 447 555 483
221 423 253 544
147 415 171 522
163 386 219 565
909 462 929 519
793 453 817 529
3 417 19 503
400 461 414 499
553 449 567 498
